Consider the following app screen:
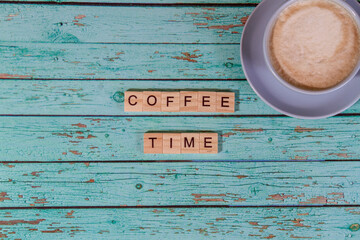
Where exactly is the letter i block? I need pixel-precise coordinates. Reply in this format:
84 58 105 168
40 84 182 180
144 133 163 154
143 91 162 112
181 133 200 153
200 133 218 154
163 133 181 154
161 92 180 112
124 91 143 112
216 92 235 113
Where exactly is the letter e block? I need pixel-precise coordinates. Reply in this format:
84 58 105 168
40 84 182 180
180 92 198 112
181 133 200 153
143 91 162 112
161 92 180 112
144 133 163 154
163 133 181 154
216 92 235 113
200 133 218 154
198 92 217 112
124 91 143 112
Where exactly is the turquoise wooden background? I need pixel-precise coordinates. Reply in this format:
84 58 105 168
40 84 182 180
1 0 360 239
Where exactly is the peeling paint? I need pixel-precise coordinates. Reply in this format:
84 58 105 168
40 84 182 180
0 73 32 79
267 194 296 201
0 192 11 202
328 153 350 158
295 126 324 133
72 123 87 128
172 52 202 63
0 219 45 225
208 24 244 30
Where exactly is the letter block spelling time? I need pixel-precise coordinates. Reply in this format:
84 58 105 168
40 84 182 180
144 133 218 154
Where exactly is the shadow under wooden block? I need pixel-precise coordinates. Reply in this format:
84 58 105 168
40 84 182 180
124 91 143 112
163 133 181 154
144 133 163 154
181 133 200 154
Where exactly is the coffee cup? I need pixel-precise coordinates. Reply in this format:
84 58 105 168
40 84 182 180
263 0 360 95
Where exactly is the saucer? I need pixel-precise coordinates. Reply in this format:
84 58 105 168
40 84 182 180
240 0 360 119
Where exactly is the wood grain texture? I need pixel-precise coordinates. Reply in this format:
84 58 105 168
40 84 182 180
0 43 242 79
0 5 252 44
2 80 360 115
0 207 359 239
0 162 359 207
1 116 360 161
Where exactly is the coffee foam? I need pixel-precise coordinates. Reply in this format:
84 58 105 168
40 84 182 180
269 0 360 90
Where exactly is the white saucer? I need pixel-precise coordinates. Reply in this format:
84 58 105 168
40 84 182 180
240 0 360 119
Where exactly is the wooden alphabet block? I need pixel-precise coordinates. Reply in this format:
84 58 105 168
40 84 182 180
124 91 143 112
161 92 180 112
144 133 163 154
200 133 218 154
180 91 198 112
198 92 217 112
163 133 181 154
143 91 162 112
180 133 200 153
217 92 235 113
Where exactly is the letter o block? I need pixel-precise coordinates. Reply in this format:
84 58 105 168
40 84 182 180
143 91 162 112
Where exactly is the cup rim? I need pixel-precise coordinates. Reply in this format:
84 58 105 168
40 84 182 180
263 0 360 95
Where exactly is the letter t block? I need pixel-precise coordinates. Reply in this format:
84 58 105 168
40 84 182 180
144 133 163 154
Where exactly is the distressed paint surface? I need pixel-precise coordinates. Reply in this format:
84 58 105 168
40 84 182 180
0 6 252 44
1 1 360 239
0 207 359 239
0 162 358 206
0 43 242 79
0 116 360 161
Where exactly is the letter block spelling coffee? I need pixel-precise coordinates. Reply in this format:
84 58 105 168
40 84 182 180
125 91 234 113
144 133 218 154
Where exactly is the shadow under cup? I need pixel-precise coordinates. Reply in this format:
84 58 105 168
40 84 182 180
263 0 360 95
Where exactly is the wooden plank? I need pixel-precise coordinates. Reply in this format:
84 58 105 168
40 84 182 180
0 207 359 239
0 5 252 44
0 80 270 115
1 116 360 161
4 0 260 3
3 80 360 115
0 43 242 79
0 162 359 207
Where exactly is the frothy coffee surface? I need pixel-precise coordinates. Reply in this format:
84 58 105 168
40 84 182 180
269 0 360 90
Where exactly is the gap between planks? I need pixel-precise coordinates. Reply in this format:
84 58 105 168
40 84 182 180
2 113 360 117
0 1 259 6
0 204 360 210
